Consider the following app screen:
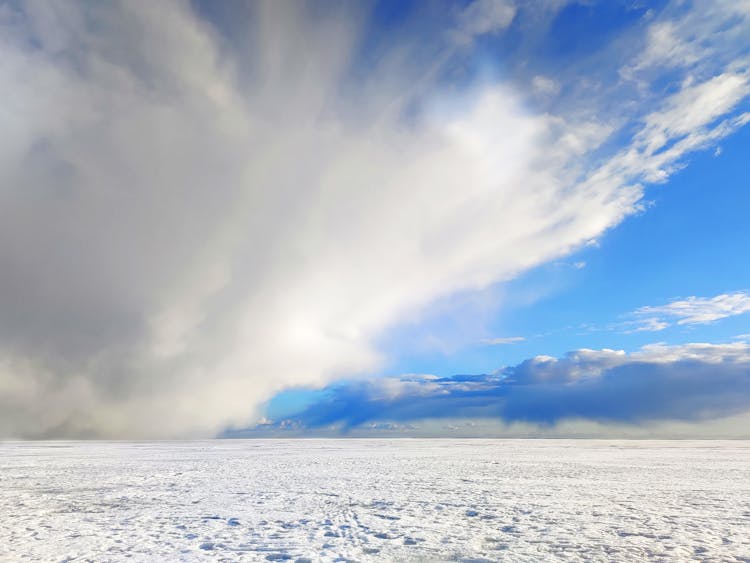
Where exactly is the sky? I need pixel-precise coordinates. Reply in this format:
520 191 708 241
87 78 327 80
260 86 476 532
0 0 749 439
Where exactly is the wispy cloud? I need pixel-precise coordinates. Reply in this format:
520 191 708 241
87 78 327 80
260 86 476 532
629 291 750 332
452 0 517 45
624 0 750 77
482 336 526 345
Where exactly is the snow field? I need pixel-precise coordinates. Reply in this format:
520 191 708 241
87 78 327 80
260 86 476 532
1 439 748 562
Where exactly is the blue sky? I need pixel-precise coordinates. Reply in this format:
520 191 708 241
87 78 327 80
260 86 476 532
1 0 749 438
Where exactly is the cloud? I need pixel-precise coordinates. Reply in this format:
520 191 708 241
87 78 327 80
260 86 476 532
585 72 750 187
452 0 517 45
629 292 750 332
531 75 561 98
482 336 526 345
260 342 750 434
638 72 750 154
0 1 748 438
634 20 701 70
624 0 750 76
595 0 750 184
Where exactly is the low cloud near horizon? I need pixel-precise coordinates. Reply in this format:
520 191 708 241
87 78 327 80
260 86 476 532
246 341 750 438
1 1 749 438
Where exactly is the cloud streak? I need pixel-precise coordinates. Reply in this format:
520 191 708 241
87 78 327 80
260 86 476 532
482 336 526 345
629 291 750 331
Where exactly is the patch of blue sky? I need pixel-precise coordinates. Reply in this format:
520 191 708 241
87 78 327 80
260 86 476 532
543 1 657 58
264 387 328 422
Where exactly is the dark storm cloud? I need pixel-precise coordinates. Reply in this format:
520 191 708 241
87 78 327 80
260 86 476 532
281 343 750 429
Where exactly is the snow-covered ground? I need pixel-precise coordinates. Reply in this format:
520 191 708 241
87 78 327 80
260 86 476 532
1 440 748 562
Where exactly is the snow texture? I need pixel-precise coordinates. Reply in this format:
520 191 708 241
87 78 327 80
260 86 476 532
1 440 748 562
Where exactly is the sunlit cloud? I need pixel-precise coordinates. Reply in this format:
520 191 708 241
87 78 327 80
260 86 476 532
629 291 750 332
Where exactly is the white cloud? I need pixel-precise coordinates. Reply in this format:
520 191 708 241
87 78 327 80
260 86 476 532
604 0 750 183
630 292 750 332
624 0 750 77
532 75 561 97
453 0 517 45
583 73 750 188
628 318 670 333
638 72 750 154
634 341 750 363
482 336 526 345
630 21 701 72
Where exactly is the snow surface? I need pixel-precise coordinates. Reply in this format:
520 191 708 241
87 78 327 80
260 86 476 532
1 439 748 562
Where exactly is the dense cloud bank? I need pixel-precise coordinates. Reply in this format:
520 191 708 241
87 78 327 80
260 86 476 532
265 343 750 432
1 1 749 437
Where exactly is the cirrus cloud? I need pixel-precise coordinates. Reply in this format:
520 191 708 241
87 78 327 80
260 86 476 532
629 291 750 332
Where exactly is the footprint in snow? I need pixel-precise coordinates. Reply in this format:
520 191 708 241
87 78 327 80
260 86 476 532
403 537 423 545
